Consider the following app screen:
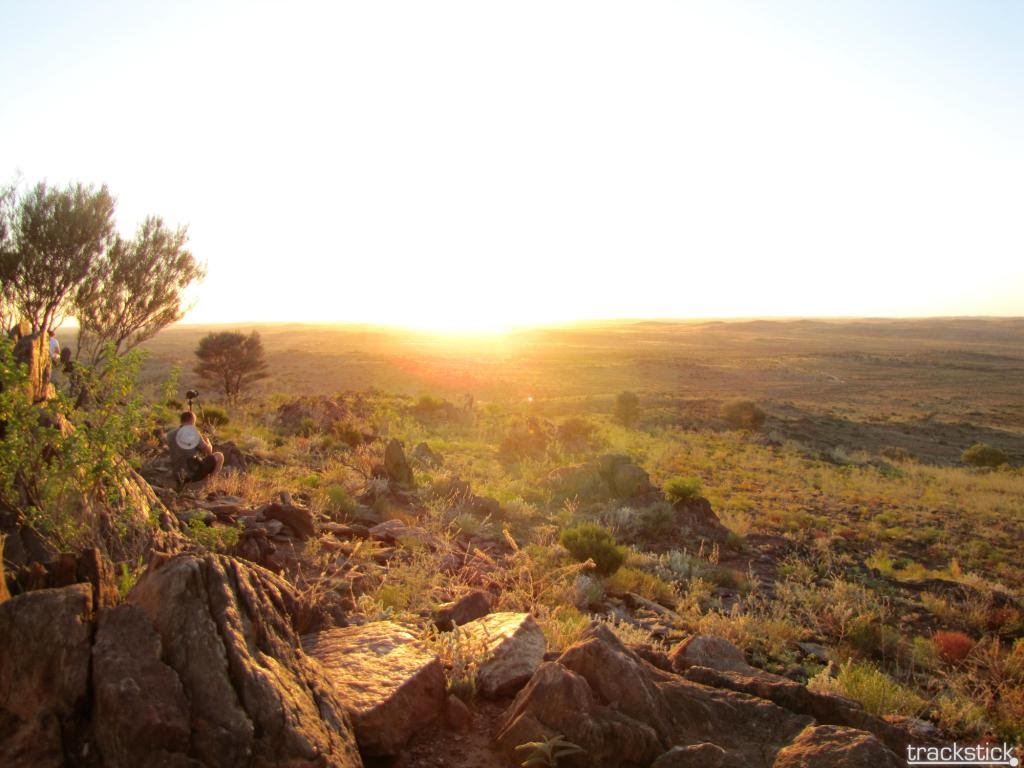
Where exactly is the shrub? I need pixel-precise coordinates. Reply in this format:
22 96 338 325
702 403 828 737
560 523 626 576
556 417 599 454
961 443 1008 468
721 399 766 430
201 404 229 427
663 475 703 503
324 484 356 517
809 659 925 717
933 630 975 664
614 391 640 428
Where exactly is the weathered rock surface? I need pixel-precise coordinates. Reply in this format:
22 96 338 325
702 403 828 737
260 500 316 540
461 612 546 697
11 547 118 609
669 635 764 676
0 584 93 768
773 724 902 768
92 604 194 768
411 441 444 468
303 621 445 756
497 622 904 768
433 588 492 630
128 553 362 768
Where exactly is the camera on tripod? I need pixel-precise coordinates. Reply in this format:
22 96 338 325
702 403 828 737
186 389 200 412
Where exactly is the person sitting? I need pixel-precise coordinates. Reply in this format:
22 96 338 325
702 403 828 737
167 411 224 487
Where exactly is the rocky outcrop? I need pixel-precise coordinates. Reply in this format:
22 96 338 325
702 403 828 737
461 612 546 697
496 622 904 768
411 441 444 469
0 584 93 768
10 547 118 609
260 499 317 540
773 725 902 768
303 622 445 756
128 553 362 768
669 635 765 677
92 604 193 768
433 589 492 631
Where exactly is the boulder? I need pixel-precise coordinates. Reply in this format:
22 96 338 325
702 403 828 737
92 604 193 768
496 661 664 767
433 589 492 631
668 635 764 677
461 612 546 697
260 500 316 540
0 584 93 768
128 553 362 768
411 441 444 468
384 438 415 487
303 622 445 756
600 454 654 498
773 725 902 768
682 665 919 756
497 621 814 768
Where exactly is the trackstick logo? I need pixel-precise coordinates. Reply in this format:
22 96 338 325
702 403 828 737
907 744 1020 766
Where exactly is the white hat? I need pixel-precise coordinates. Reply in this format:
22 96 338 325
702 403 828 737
175 424 202 451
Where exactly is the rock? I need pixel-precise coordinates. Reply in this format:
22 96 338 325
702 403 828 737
497 661 665 767
600 454 654 498
0 536 9 603
303 621 445 756
433 589 492 631
384 438 415 487
92 604 193 767
797 642 830 664
445 694 473 731
667 497 732 545
497 621 815 768
38 547 119 609
461 612 546 697
0 584 93 768
369 519 436 547
412 441 444 468
669 635 764 676
260 500 316 540
213 440 248 473
323 521 370 538
773 725 902 768
128 553 362 768
652 743 740 768
682 665 916 756
231 528 283 573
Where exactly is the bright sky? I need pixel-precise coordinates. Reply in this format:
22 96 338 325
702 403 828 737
2 1 1022 331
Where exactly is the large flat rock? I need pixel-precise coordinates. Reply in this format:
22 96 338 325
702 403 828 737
303 622 446 755
460 611 546 697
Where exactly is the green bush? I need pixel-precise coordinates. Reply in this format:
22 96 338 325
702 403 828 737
664 475 703 503
201 404 229 427
721 399 766 430
560 523 626 575
325 484 357 517
961 443 1008 468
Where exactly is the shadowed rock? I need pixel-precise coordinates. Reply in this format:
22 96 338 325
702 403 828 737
92 604 193 768
773 725 902 768
433 589 492 631
0 584 93 768
303 621 445 756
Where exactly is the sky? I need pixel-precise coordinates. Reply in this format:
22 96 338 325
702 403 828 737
1 0 1022 331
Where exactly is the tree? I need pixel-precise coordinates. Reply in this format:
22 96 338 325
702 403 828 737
194 330 269 400
614 390 640 427
0 181 115 333
75 216 205 365
961 442 1008 469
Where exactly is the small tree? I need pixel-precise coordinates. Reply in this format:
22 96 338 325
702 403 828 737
194 330 269 400
961 443 1008 469
75 216 205 365
614 391 640 427
721 399 766 431
0 181 116 333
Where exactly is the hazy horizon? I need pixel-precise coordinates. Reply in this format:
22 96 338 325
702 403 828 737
3 1 1022 331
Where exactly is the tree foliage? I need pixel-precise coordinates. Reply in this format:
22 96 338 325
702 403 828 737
0 181 116 333
75 216 205 365
194 330 269 400
614 390 640 427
